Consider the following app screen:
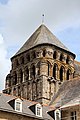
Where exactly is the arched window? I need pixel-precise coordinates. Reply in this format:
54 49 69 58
25 67 29 80
32 51 36 59
66 56 69 64
60 53 63 61
66 69 71 80
26 54 30 61
53 64 58 79
31 65 35 78
60 66 65 81
21 56 24 64
48 64 50 76
20 70 23 83
53 51 57 59
15 59 19 66
43 50 46 57
37 62 40 75
14 72 17 85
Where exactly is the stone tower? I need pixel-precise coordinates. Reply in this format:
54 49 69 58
3 24 75 104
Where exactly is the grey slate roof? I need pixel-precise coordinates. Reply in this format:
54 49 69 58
74 61 80 77
14 24 70 57
0 93 54 120
49 77 80 108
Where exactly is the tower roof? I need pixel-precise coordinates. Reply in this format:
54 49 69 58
14 24 71 57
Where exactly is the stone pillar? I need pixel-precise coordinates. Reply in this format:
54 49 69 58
63 54 67 63
22 70 25 82
57 68 60 80
56 52 61 60
64 69 67 81
69 56 74 67
28 66 31 80
62 68 65 81
55 66 58 79
27 81 32 100
65 69 67 80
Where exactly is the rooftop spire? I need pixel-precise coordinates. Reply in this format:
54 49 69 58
42 14 44 24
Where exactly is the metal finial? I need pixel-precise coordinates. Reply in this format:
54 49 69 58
42 14 44 24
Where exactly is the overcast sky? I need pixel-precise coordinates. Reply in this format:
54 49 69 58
0 0 80 91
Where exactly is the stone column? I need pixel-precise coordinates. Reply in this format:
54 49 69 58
17 71 21 84
69 56 74 67
57 69 59 80
64 69 67 81
22 70 25 82
63 54 67 63
56 52 61 60
28 66 31 80
63 68 65 81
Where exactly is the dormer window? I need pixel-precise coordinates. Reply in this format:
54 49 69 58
15 98 22 112
36 104 42 117
55 109 61 120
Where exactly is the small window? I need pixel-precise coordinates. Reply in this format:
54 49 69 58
37 107 41 116
53 51 57 59
71 111 76 120
36 104 42 117
43 50 46 57
27 54 30 61
55 109 61 120
15 59 19 66
15 99 22 112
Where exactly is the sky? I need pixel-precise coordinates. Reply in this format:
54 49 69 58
0 0 80 91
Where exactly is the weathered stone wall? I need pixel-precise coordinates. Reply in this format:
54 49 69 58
3 44 75 104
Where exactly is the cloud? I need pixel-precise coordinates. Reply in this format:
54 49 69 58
0 34 10 91
0 0 80 47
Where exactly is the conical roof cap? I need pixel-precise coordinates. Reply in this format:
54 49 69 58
14 24 70 57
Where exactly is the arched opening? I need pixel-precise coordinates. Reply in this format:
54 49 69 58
21 57 24 64
31 65 35 78
60 66 64 81
66 56 69 64
27 54 30 61
32 51 36 59
48 64 50 76
26 67 29 80
14 72 17 85
20 70 23 83
60 53 63 61
15 59 19 66
53 51 57 59
13 88 16 96
53 64 58 79
66 69 71 80
43 50 46 57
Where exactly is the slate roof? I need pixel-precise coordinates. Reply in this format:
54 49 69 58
14 24 70 57
49 77 80 108
0 93 54 120
74 61 80 77
61 95 80 109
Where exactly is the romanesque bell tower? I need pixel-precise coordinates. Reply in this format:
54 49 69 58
3 24 75 104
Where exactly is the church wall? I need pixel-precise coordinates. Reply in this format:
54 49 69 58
3 44 75 104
